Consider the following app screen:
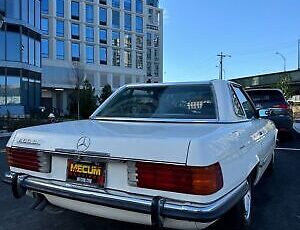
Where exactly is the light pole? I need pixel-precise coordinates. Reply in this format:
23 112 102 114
275 52 286 72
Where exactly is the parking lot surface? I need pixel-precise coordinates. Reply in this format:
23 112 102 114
0 131 300 230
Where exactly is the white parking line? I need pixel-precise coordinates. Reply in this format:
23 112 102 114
276 147 300 151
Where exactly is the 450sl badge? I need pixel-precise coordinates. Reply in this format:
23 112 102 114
17 138 40 145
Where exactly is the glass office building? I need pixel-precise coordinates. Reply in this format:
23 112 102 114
0 0 42 116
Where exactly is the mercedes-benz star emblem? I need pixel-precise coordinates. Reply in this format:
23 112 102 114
76 136 91 152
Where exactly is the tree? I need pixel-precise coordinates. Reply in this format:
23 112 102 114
276 73 293 99
99 84 112 104
79 80 98 119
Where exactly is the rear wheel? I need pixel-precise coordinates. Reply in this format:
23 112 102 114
223 179 253 230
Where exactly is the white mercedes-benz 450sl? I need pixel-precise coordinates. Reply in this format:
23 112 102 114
3 80 277 230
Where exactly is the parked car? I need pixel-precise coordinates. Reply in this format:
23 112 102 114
246 89 293 133
3 80 277 230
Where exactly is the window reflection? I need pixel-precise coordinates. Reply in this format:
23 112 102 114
100 47 107 65
7 76 21 105
72 43 80 61
112 10 120 29
56 0 64 17
99 7 107 25
86 45 94 64
56 40 64 60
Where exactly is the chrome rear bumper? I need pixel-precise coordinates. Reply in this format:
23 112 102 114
3 171 248 226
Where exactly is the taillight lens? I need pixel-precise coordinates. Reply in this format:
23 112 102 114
273 104 289 109
128 162 223 195
6 147 51 173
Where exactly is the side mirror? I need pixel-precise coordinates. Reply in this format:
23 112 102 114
258 109 270 118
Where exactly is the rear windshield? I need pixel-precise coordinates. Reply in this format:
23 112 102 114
247 90 286 107
96 84 217 119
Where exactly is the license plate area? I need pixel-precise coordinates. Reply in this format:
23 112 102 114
67 159 106 187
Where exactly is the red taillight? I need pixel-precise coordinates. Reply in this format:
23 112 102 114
273 104 289 109
6 147 51 173
131 162 223 195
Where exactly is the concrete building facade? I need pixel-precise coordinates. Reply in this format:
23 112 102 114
0 0 42 116
41 0 163 115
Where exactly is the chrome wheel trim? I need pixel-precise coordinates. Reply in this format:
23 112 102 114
243 189 252 221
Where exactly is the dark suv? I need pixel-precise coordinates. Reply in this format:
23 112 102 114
246 89 293 133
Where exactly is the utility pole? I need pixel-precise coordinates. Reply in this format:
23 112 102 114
217 52 231 80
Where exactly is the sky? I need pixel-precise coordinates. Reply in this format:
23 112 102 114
159 0 300 82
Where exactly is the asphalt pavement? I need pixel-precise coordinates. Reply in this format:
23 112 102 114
0 131 300 230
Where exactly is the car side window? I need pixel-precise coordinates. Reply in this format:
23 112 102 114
230 87 245 118
232 85 256 119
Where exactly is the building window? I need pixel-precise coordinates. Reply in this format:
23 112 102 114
124 51 132 68
112 31 120 46
71 23 80 39
71 1 80 20
125 76 131 84
99 0 107 5
0 29 4 61
0 75 5 105
41 0 49 14
99 7 107 25
147 48 151 59
56 20 64 37
112 75 120 88
124 0 131 11
22 34 29 63
136 35 143 50
6 28 21 62
147 62 152 76
35 39 41 67
147 32 152 46
112 48 120 66
86 4 94 23
154 34 159 47
41 38 49 58
72 43 80 61
56 0 64 17
136 16 143 33
124 13 132 31
146 0 158 7
21 0 29 23
86 45 94 64
7 76 21 105
56 40 64 60
86 26 94 42
148 8 153 24
7 0 20 20
136 0 143 14
112 10 120 29
29 0 35 25
41 17 49 35
99 29 107 44
100 47 107 65
29 36 35 65
124 33 132 49
136 52 143 69
112 0 120 8
35 0 41 29
154 48 159 61
154 63 159 77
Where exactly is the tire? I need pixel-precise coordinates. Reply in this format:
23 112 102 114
223 179 253 230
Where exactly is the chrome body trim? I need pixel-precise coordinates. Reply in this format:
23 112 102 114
3 172 248 222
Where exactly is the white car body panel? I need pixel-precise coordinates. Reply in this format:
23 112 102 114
5 80 278 229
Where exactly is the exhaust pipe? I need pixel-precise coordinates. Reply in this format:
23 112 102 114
11 173 27 199
31 194 65 214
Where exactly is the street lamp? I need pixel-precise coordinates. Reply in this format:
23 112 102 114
275 52 286 72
